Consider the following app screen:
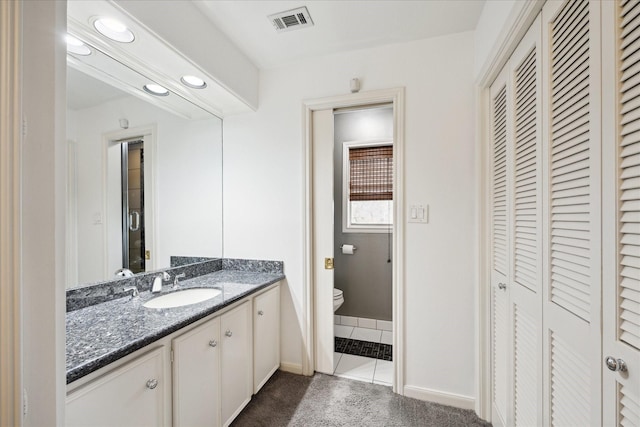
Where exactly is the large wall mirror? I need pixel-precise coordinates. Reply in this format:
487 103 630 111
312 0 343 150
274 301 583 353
66 36 223 288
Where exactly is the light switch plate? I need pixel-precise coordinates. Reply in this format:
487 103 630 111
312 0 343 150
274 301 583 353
408 204 428 223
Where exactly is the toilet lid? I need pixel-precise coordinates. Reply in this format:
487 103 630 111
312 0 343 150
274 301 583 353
333 288 343 299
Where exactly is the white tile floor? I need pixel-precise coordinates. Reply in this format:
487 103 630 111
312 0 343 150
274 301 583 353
333 326 393 386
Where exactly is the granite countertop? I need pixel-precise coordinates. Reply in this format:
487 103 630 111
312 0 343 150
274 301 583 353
66 268 284 384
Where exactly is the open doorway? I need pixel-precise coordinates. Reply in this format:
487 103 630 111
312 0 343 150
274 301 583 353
332 106 394 385
302 87 405 394
120 139 146 273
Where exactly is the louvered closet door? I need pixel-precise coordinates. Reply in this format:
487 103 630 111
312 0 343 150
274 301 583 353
490 67 511 427
602 1 640 425
541 1 603 425
508 14 543 427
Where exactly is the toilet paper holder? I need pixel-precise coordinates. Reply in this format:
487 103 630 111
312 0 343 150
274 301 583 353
340 244 357 252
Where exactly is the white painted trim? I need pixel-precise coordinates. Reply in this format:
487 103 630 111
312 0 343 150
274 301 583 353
475 0 545 87
0 1 22 424
66 140 79 287
301 87 405 394
279 363 303 375
102 125 157 279
403 385 476 411
474 1 545 422
475 84 492 421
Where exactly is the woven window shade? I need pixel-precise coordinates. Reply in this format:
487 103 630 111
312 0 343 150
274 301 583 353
349 145 393 201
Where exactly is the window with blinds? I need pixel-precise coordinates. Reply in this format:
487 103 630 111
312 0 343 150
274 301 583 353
349 145 393 201
343 142 393 231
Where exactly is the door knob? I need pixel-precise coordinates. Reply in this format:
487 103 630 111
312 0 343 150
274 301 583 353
605 356 627 372
498 283 507 291
225 330 233 337
258 310 264 316
146 379 158 389
209 340 217 347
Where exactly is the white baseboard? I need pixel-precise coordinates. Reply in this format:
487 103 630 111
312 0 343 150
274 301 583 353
279 362 303 375
403 385 475 411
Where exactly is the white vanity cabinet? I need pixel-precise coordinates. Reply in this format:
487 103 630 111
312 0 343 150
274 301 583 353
171 300 252 427
172 316 221 427
66 347 167 427
220 300 253 427
253 285 280 393
66 282 280 427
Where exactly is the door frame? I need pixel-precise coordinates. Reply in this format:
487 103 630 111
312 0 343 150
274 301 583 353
102 126 157 277
0 1 22 424
475 0 545 421
301 87 405 393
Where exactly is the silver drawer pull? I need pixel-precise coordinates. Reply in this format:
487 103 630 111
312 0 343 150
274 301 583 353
209 340 217 348
258 310 264 316
225 330 233 337
146 379 158 390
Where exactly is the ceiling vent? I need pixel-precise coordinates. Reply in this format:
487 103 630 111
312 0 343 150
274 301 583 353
268 6 314 33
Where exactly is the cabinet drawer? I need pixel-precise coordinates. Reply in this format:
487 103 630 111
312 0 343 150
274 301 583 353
66 347 166 427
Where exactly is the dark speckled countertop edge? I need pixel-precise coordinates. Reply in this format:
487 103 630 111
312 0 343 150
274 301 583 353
66 272 284 384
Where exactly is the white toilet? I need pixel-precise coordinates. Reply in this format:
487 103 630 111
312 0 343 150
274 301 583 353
333 288 344 312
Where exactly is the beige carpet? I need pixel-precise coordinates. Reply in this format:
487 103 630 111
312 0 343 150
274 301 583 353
231 371 491 427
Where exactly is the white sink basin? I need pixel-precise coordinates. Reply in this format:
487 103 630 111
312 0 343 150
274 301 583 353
143 288 221 309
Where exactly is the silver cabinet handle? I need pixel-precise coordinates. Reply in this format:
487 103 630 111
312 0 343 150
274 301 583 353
498 283 507 291
605 356 627 372
258 310 264 316
146 379 158 389
209 340 217 347
225 330 233 337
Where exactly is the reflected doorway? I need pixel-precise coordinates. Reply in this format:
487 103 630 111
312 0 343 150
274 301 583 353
121 139 146 273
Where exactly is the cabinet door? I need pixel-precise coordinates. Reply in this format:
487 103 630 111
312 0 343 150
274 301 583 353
602 0 640 424
490 14 543 427
66 347 166 427
221 301 252 427
490 65 511 427
508 14 543 427
253 285 280 393
173 316 221 427
541 1 602 425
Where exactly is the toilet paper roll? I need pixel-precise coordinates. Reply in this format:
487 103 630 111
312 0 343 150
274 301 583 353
341 244 355 255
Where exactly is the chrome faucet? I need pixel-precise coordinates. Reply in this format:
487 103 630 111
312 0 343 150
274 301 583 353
173 273 186 290
123 286 139 298
152 271 170 293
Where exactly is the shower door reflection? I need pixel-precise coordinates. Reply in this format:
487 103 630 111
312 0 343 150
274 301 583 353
121 139 146 273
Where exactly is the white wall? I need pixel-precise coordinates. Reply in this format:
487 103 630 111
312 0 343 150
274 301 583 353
223 32 477 400
474 0 519 80
21 0 67 424
69 95 223 285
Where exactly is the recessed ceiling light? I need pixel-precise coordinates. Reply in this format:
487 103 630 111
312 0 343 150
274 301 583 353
93 18 135 43
180 75 207 89
66 34 91 56
143 84 169 96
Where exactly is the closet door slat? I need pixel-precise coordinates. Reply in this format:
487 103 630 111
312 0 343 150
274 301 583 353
549 0 592 322
493 86 508 276
619 0 640 352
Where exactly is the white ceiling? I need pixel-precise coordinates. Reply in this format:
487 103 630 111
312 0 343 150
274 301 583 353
194 0 486 69
67 66 130 111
